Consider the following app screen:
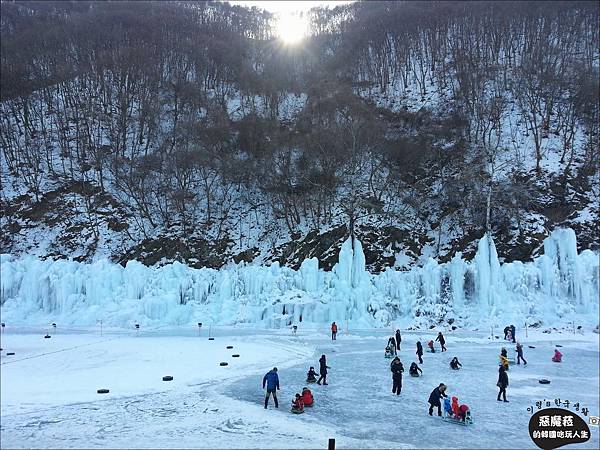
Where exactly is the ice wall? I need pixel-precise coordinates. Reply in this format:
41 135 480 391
0 229 598 329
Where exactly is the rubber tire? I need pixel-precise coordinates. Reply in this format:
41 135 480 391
208 338 215 341
162 376 173 381
97 389 110 394
232 354 240 357
226 345 233 349
6 352 15 356
528 345 536 348
539 379 551 384
219 362 228 366
44 335 51 339
555 344 563 347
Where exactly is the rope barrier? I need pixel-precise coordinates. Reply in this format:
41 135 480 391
0 323 175 365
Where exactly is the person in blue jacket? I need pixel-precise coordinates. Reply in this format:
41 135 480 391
262 367 280 408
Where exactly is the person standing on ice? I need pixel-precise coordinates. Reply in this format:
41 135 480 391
390 357 404 395
436 332 447 352
331 322 338 340
262 367 280 409
497 365 509 402
317 354 330 385
416 340 424 363
510 325 516 343
503 326 510 340
428 383 448 416
395 329 402 351
516 342 527 365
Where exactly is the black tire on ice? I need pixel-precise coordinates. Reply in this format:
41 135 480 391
232 354 240 357
162 376 173 381
539 379 551 384
226 345 233 349
97 389 110 394
6 352 15 355
219 362 228 366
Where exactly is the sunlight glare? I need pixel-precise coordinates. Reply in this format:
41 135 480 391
276 12 308 44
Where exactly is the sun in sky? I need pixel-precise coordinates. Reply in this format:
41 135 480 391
275 11 309 44
228 1 353 44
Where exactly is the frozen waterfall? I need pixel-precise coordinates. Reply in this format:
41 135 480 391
0 229 598 329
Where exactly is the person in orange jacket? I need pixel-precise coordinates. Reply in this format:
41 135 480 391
301 387 314 407
451 396 460 418
331 322 338 340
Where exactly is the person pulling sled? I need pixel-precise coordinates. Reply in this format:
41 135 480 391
436 332 447 352
428 383 447 416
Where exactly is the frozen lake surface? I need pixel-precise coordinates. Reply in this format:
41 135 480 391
1 326 598 448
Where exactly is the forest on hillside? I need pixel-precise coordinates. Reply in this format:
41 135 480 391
0 0 598 270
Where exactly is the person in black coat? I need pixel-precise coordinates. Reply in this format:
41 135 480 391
504 326 510 340
390 357 404 395
450 357 462 370
409 362 423 377
395 329 402 350
497 365 509 402
435 332 447 352
416 341 424 364
428 383 448 416
387 336 397 355
317 354 330 385
510 325 516 343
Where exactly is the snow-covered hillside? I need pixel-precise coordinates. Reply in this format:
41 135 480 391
1 228 597 330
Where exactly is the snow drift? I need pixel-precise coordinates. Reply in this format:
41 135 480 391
0 229 598 329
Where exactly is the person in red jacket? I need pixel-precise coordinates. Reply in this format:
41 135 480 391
331 322 338 340
291 393 304 413
458 403 470 421
552 348 563 362
301 387 314 407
